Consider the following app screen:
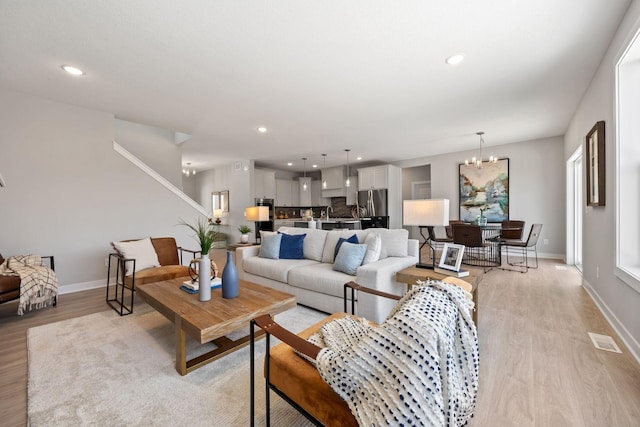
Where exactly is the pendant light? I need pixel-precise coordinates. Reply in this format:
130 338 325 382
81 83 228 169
345 149 351 188
182 162 196 176
465 132 497 169
321 154 327 189
302 158 308 191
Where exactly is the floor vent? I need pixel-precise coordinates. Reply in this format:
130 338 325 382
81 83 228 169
588 332 622 353
555 265 567 270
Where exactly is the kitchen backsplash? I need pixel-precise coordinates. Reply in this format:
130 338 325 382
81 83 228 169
275 197 354 219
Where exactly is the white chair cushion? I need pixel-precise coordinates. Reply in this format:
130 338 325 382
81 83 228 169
111 237 160 276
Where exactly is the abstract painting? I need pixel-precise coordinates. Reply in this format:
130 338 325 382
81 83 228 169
459 159 509 223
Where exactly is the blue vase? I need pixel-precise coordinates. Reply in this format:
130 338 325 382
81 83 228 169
222 250 239 299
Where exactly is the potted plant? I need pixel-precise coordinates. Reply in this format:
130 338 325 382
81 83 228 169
238 225 252 244
179 217 218 301
477 204 490 226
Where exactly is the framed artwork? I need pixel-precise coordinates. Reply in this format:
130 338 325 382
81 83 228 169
212 190 229 213
459 158 509 223
438 243 465 272
586 121 605 206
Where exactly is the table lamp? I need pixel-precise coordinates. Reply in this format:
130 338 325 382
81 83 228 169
213 209 223 224
245 206 270 243
403 199 450 269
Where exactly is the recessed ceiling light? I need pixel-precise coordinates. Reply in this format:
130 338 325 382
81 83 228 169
445 54 464 65
257 126 268 133
356 156 362 161
312 164 318 168
287 162 293 166
61 65 84 76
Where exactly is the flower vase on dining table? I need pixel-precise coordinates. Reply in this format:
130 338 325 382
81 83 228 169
222 250 239 298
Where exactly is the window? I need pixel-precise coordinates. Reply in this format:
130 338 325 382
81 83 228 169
615 28 640 293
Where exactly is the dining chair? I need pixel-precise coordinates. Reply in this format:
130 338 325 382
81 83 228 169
452 224 492 268
501 223 543 273
500 220 525 241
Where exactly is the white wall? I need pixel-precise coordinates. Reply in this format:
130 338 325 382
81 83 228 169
394 136 565 258
193 161 253 243
564 0 640 359
115 119 183 189
0 89 207 291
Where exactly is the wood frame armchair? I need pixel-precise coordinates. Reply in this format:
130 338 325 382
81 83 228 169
249 281 401 427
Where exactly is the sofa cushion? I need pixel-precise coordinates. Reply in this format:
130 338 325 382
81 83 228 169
259 233 282 259
288 263 354 298
376 228 409 259
333 242 367 275
111 237 161 275
244 257 320 283
322 230 363 263
362 233 382 265
278 227 327 262
333 234 359 261
279 233 306 259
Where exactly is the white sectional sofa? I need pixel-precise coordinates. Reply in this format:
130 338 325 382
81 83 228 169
235 226 418 323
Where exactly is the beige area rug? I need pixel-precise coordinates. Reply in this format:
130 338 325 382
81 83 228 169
28 303 326 426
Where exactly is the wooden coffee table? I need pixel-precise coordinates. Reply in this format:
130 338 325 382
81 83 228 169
136 278 296 375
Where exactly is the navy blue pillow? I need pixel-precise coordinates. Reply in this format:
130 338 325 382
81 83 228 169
279 233 306 259
334 234 359 260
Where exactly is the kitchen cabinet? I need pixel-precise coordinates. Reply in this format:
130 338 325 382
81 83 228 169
298 177 312 206
321 166 345 190
254 169 276 199
311 180 329 207
346 176 358 205
276 179 299 206
358 165 389 190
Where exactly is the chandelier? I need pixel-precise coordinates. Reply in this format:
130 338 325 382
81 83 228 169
465 132 497 169
182 162 196 176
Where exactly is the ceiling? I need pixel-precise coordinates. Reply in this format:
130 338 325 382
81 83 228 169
0 1 631 172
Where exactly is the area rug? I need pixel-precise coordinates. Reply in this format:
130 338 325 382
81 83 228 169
27 303 326 426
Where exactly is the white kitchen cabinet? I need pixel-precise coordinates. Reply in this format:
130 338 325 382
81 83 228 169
276 178 300 206
254 169 276 199
311 180 329 207
299 177 312 206
346 176 358 205
276 179 293 206
321 166 345 190
358 165 389 190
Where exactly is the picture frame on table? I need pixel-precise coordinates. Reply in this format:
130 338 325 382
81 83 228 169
586 120 605 207
438 243 465 272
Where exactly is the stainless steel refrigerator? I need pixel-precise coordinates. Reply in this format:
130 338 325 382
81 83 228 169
357 189 389 228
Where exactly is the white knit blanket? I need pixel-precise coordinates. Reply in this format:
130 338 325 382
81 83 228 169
314 281 479 426
0 255 58 315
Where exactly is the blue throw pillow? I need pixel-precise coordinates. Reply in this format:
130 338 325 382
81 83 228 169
279 233 306 259
334 234 359 260
333 242 367 275
259 233 282 259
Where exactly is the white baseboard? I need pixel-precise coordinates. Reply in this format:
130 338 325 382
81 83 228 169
583 279 640 364
58 279 108 295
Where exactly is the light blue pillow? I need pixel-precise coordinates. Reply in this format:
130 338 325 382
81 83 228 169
259 233 282 259
333 242 367 275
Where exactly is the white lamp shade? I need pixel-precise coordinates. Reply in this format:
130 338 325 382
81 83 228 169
213 209 223 218
403 199 450 226
245 206 269 221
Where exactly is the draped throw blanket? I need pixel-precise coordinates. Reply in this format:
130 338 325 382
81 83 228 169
0 255 58 315
313 281 479 426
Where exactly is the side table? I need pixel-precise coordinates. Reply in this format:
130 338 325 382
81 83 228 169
395 266 482 326
227 242 256 251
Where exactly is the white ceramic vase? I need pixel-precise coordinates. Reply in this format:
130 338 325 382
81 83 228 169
240 234 249 243
199 254 211 301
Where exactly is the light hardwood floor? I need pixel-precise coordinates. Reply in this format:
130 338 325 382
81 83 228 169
1 251 639 426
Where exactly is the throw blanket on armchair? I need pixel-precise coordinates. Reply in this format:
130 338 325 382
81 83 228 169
0 255 58 315
314 281 479 426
